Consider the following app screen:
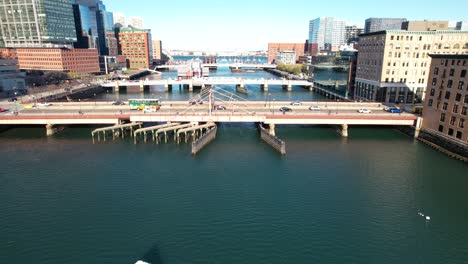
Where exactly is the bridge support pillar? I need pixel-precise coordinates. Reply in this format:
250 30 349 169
114 81 119 93
414 117 423 138
139 80 144 92
269 123 276 136
189 80 193 92
45 124 64 136
340 124 349 138
262 81 268 92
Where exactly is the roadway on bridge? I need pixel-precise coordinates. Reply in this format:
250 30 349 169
0 100 414 118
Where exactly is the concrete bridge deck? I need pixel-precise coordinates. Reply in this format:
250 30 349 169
0 101 420 138
100 78 311 89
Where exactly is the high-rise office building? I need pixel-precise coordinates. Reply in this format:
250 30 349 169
73 0 115 56
0 0 77 48
128 16 144 29
423 54 467 143
364 18 407 33
113 12 126 27
118 27 152 69
0 0 99 73
355 30 468 103
308 17 346 51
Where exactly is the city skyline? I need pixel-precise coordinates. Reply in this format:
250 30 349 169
106 0 468 51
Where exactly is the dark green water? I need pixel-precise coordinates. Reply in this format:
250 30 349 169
0 125 467 264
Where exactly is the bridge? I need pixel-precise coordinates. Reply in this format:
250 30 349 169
0 100 420 138
100 77 312 92
155 63 276 70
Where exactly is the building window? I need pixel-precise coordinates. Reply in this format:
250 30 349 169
462 106 467 115
453 104 459 113
434 67 439 75
439 125 444 132
440 113 446 122
443 102 448 110
456 131 462 140
449 69 455 76
460 118 465 128
461 69 467 78
448 128 454 136
428 99 433 107
432 78 437 85
455 93 462 102
450 116 457 126
447 80 453 89
445 91 451 100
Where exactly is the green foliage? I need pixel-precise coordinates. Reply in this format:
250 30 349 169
276 63 303 75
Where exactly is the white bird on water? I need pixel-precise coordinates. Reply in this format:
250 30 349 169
418 212 431 221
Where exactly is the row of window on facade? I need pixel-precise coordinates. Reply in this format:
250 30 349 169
439 113 465 129
432 68 467 80
428 92 468 105
386 61 428 68
429 99 468 115
438 125 464 140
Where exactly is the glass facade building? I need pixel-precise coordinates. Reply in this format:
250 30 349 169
0 0 77 48
364 18 407 34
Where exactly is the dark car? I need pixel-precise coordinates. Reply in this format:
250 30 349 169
384 107 403 113
279 107 292 112
8 97 18 102
112 101 125 105
213 105 226 110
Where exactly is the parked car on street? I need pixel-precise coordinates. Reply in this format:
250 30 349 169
0 107 8 112
37 102 52 107
112 101 125 105
8 97 17 102
290 101 302 106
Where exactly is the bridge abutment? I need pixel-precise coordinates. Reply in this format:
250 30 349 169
45 124 65 136
414 117 423 138
269 123 276 136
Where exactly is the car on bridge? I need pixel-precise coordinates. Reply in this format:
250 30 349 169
280 107 292 113
358 108 372 113
384 107 403 113
309 105 321 111
36 102 52 107
143 107 158 113
213 105 226 110
112 101 126 105
0 107 8 112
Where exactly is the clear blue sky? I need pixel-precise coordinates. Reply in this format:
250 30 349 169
105 0 467 51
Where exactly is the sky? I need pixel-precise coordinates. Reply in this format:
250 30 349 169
105 0 468 52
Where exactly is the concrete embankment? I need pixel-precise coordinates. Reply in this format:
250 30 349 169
396 126 467 162
192 126 217 155
259 124 286 155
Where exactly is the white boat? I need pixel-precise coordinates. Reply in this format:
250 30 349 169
135 261 151 264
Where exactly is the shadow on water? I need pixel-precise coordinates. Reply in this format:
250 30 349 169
139 243 163 264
